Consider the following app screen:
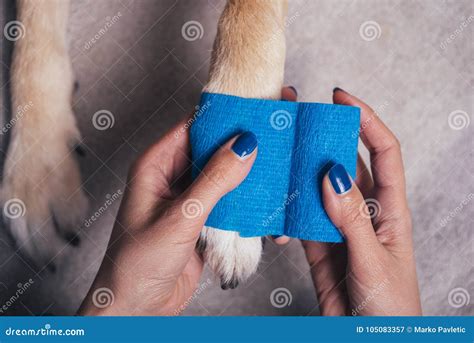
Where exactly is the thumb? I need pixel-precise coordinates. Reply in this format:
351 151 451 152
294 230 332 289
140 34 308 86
322 164 381 256
178 131 258 223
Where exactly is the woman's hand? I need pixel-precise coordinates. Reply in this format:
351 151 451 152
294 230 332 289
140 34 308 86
303 88 422 316
78 118 258 316
78 88 297 316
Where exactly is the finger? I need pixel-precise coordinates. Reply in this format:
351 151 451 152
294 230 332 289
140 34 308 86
177 131 258 225
322 163 381 257
281 86 298 101
333 89 373 198
355 154 374 199
302 240 349 316
333 88 407 215
271 235 291 245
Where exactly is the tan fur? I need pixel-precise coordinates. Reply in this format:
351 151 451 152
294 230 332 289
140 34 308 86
204 0 287 99
2 0 87 267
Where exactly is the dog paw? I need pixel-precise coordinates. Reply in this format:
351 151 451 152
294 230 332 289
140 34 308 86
199 226 263 289
1 125 88 270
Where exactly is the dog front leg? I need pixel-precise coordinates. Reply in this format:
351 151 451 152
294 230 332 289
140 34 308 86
2 0 87 269
199 0 288 289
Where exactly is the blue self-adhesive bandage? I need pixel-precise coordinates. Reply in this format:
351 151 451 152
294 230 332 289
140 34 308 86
190 92 360 242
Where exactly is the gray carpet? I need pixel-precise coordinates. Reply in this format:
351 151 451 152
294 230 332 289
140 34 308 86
0 0 472 316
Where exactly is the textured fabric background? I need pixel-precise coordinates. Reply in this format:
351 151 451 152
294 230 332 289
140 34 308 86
0 0 472 316
191 93 359 241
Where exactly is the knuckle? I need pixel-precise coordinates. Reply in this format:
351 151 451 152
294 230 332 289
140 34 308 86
366 104 376 115
392 136 402 150
386 205 412 227
205 163 230 189
376 223 402 244
386 135 401 152
396 206 412 227
376 207 413 244
341 200 368 228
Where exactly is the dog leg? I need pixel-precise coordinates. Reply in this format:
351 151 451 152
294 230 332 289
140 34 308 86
2 0 87 269
200 0 288 289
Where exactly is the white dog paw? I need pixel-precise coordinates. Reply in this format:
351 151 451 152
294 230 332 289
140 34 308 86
1 131 88 270
199 226 263 289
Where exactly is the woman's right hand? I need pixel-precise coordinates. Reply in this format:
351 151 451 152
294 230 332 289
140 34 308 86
303 88 422 316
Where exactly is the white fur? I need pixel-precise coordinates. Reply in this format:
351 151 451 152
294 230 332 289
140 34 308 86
201 227 263 286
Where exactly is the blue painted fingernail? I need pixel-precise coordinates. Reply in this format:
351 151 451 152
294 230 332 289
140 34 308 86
231 132 257 159
272 235 282 239
328 164 352 194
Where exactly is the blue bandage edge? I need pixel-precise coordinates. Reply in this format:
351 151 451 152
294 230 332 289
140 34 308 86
190 92 360 243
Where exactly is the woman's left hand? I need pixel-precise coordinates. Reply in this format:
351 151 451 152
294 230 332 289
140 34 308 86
79 87 296 316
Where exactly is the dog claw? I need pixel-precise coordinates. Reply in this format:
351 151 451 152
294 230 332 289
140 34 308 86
46 262 56 273
221 278 239 290
74 144 86 157
196 235 207 254
65 232 81 247
73 80 80 93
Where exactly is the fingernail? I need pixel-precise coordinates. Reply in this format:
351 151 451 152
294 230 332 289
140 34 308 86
328 164 352 194
333 87 345 93
231 132 257 159
272 235 282 239
288 86 298 96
